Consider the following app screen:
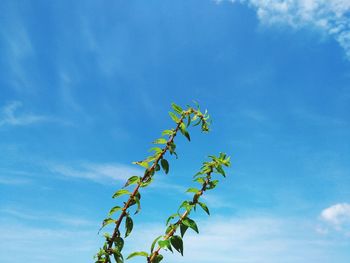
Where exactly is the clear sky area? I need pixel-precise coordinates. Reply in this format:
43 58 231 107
1 1 350 262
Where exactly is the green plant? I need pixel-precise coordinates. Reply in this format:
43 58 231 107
94 103 230 263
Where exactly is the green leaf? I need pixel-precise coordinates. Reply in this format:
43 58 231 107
99 218 115 233
153 254 163 263
216 165 226 177
180 223 188 237
132 160 149 168
124 176 140 188
186 187 200 194
133 195 141 215
182 217 199 233
108 206 122 216
170 235 184 256
125 216 133 238
165 224 175 235
112 189 131 198
160 159 169 174
141 176 153 187
207 180 219 190
194 177 205 184
114 237 124 252
171 103 183 114
150 235 163 253
162 129 174 136
126 251 148 260
169 112 179 123
179 123 191 141
198 202 210 215
149 147 162 153
158 239 171 249
166 213 178 225
155 163 160 171
186 115 191 127
153 138 168 145
179 201 192 212
168 142 176 155
113 252 123 263
193 118 201 127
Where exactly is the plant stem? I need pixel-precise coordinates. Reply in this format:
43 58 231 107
104 110 200 261
148 171 212 262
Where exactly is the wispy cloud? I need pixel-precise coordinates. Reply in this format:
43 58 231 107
219 0 350 59
49 162 142 184
127 215 348 263
0 176 31 185
0 101 53 127
0 222 98 262
0 208 94 227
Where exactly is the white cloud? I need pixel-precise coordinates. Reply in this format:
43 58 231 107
0 208 95 227
0 101 49 127
220 0 350 59
321 203 350 228
50 162 142 184
127 215 347 263
0 222 98 262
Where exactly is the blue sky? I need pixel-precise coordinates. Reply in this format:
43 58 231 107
1 0 350 262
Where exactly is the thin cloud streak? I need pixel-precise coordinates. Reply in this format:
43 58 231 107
0 101 48 127
49 162 142 184
0 208 95 227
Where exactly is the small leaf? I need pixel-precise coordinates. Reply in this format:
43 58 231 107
162 129 174 136
155 163 160 171
160 159 169 174
153 138 168 145
112 189 131 198
141 176 153 187
182 217 199 233
165 224 175 235
158 239 170 249
198 202 210 215
151 235 163 253
99 218 115 233
168 142 176 155
153 254 163 263
149 147 162 153
125 216 133 238
170 235 184 256
108 206 122 216
207 180 219 190
169 112 179 123
179 201 192 212
179 123 191 141
194 177 205 184
216 165 226 177
113 252 123 263
126 251 148 260
133 195 141 215
132 160 149 168
124 176 140 188
193 118 201 127
171 103 183 114
114 237 124 252
166 213 178 225
186 187 199 194
180 223 188 237
186 115 191 127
